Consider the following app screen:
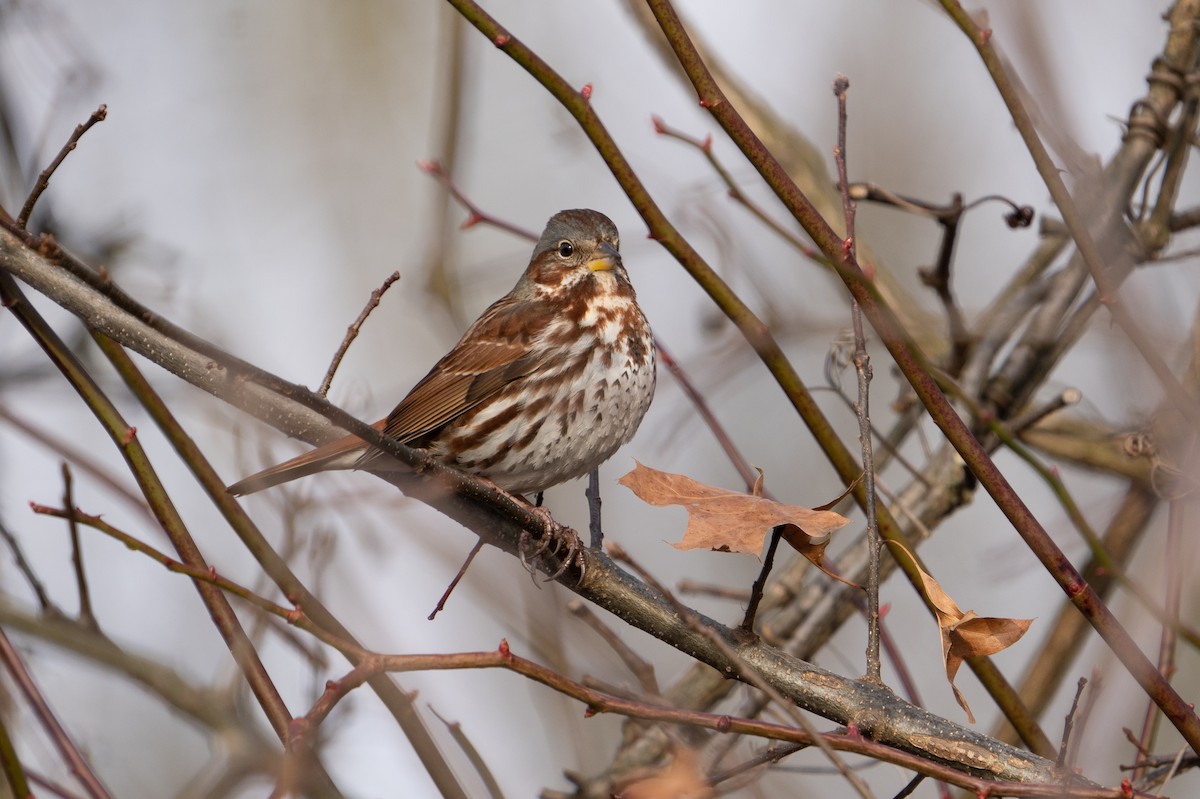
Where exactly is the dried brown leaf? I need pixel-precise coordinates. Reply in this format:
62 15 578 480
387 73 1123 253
778 524 861 588
813 471 863 511
950 614 1035 660
888 541 1033 723
618 462 849 559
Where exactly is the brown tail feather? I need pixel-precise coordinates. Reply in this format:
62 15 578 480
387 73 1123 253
227 456 343 495
226 424 384 496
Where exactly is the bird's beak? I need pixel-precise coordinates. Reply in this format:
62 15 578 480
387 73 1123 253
587 241 620 272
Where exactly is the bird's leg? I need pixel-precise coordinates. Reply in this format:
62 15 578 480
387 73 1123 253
517 491 561 580
586 467 603 549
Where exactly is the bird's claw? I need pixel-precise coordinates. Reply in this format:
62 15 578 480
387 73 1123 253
543 527 584 583
516 505 585 584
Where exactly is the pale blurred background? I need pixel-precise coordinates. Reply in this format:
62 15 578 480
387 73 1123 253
1 1 1197 797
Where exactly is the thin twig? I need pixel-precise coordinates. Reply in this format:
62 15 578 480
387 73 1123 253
706 742 807 788
832 76 882 687
60 463 98 630
1153 747 1190 797
1134 480 1191 780
423 7 472 323
916 192 971 372
313 638 1137 797
1067 669 1103 773
1007 389 1081 434
429 539 485 621
640 0 1200 751
740 525 784 633
675 579 751 602
318 271 401 396
608 542 877 799
938 1 1200 427
0 624 114 799
567 600 660 696
17 104 107 228
0 516 60 614
0 404 154 524
429 707 509 799
657 341 759 492
28 504 357 653
653 116 824 263
849 183 1033 229
28 768 88 799
892 774 927 799
418 160 539 240
1057 677 1088 769
820 351 931 488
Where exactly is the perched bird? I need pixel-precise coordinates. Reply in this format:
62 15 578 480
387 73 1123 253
227 209 656 499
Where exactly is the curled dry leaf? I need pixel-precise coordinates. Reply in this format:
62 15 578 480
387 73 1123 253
889 541 1033 723
618 463 853 583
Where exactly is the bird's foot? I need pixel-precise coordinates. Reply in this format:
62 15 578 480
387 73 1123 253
517 502 585 583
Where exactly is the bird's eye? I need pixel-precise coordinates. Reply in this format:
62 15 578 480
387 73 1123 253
557 240 574 258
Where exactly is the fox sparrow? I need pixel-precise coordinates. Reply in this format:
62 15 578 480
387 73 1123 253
228 208 656 499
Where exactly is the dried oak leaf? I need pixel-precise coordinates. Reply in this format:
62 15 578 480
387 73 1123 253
893 542 1033 723
618 463 851 582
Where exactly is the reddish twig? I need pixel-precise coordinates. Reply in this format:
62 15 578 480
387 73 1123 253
17 104 107 229
418 160 539 240
28 503 359 654
349 641 1149 797
607 542 875 799
423 9 472 322
318 270 401 396
28 769 87 799
641 0 1200 753
653 116 824 263
0 404 154 525
0 625 114 799
0 278 309 768
429 539 485 620
1057 677 1088 770
656 341 759 492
